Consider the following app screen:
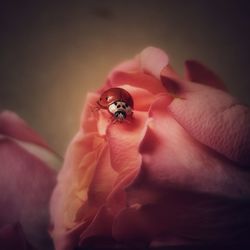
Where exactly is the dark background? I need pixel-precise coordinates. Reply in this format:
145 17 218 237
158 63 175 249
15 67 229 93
1 0 250 155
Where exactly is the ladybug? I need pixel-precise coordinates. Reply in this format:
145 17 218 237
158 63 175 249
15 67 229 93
97 87 134 122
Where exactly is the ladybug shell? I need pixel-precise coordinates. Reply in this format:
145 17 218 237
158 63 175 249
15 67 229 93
97 87 134 109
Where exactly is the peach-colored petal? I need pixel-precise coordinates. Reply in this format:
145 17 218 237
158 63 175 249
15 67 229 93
184 60 227 91
87 146 117 207
106 110 147 173
106 167 139 215
79 168 140 245
50 132 105 232
80 92 102 134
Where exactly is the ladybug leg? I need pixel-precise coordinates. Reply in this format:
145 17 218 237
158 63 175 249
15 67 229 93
89 104 100 112
111 116 118 124
123 113 134 124
88 104 101 121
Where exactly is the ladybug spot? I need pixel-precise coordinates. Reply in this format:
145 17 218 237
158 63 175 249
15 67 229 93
125 103 128 108
122 105 126 109
117 105 121 108
114 102 117 106
105 96 109 100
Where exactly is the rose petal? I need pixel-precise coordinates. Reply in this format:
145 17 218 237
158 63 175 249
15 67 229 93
0 111 49 148
184 60 227 91
107 46 169 83
80 168 139 245
160 65 250 167
0 111 61 171
50 132 106 230
106 110 147 173
80 92 111 135
127 96 250 204
79 206 113 245
107 71 166 95
139 46 169 79
0 138 57 248
84 145 117 208
107 57 141 79
166 82 250 166
121 96 250 245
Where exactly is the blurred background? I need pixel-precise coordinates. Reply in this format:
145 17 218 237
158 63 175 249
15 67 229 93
1 0 250 155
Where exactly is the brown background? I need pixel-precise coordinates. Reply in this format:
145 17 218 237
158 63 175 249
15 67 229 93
1 0 250 155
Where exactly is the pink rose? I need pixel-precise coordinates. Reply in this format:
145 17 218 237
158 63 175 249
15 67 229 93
0 111 61 249
50 47 250 249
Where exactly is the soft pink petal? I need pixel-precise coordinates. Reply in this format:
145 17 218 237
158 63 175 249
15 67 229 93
139 46 169 79
0 111 49 148
127 96 250 205
184 60 227 91
0 138 57 249
120 96 250 244
107 46 169 83
160 66 250 167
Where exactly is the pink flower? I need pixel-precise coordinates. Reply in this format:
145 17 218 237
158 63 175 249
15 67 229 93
50 47 250 249
0 111 61 249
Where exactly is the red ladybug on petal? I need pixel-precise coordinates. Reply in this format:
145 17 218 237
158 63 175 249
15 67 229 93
97 87 134 122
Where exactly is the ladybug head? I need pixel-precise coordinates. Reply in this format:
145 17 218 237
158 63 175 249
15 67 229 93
108 101 132 121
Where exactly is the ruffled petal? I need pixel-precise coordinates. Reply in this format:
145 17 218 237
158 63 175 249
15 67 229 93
160 65 250 167
106 110 147 173
51 132 107 229
127 96 250 205
79 206 113 245
121 96 250 245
